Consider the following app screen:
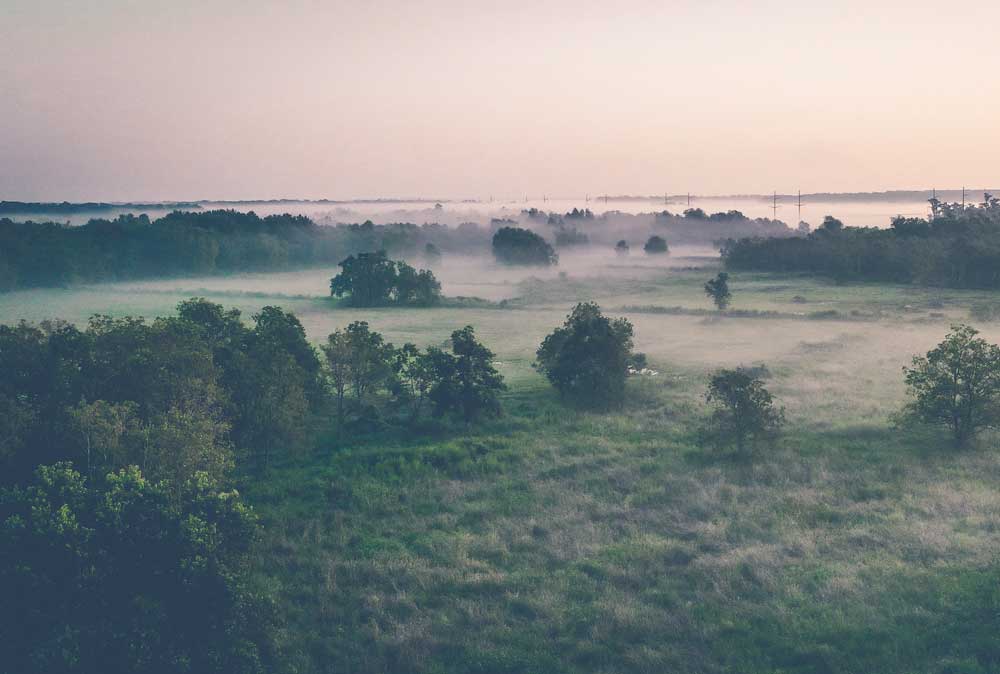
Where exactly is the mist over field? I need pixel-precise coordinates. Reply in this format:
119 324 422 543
5 1 1000 673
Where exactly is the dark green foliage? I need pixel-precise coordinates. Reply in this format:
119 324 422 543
0 211 486 292
491 227 558 266
0 463 272 674
700 366 784 454
534 302 636 409
0 299 324 481
643 235 669 254
554 225 590 248
329 250 441 307
322 323 505 428
903 324 1000 447
323 322 396 423
723 194 1000 288
704 272 732 310
819 215 844 233
426 326 506 423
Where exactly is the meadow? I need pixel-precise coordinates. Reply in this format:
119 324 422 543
3 248 999 672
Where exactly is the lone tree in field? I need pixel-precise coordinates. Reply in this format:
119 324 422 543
704 272 732 310
491 227 558 266
330 250 441 307
643 235 669 254
535 302 637 409
903 324 1000 447
615 239 629 255
700 367 784 454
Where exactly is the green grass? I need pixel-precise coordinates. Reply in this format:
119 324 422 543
5 248 1000 672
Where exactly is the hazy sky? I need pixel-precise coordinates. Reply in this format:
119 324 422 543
2 0 998 201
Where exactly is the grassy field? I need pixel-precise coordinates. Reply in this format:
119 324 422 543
4 249 1000 672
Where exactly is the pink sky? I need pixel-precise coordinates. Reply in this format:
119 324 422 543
2 0 998 201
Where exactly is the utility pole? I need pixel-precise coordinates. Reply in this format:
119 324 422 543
797 190 802 223
772 191 779 220
687 192 691 207
962 186 966 208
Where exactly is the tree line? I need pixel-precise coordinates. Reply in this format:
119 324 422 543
0 211 493 291
722 195 1000 288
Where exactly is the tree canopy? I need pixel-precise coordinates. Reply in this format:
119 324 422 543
491 227 558 266
330 251 441 307
535 302 637 409
723 194 1000 288
700 367 784 454
904 324 1000 447
0 463 272 674
643 235 669 254
704 272 732 310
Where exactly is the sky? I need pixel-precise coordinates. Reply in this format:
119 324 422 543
2 0 998 201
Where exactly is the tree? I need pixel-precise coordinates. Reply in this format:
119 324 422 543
394 263 442 306
390 343 437 423
143 403 234 498
330 251 398 306
329 251 441 307
701 367 784 454
491 227 558 266
67 400 139 480
818 215 844 233
534 302 636 409
0 463 272 674
903 324 1000 447
427 326 505 423
322 321 395 424
615 239 629 256
704 272 732 310
643 235 669 254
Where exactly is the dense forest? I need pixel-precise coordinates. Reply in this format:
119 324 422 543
723 195 1000 287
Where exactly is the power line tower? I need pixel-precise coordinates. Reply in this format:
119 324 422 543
771 191 779 220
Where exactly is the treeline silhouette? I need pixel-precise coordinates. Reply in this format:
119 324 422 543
0 210 491 291
722 195 1000 287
